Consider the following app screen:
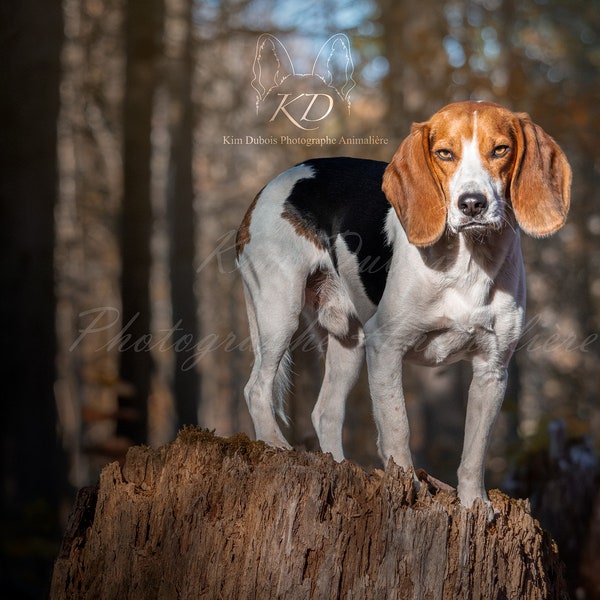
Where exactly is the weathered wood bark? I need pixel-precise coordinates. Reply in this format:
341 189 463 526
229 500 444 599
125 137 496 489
52 429 567 599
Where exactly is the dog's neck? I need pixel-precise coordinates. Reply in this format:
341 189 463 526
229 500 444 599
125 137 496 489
417 222 520 280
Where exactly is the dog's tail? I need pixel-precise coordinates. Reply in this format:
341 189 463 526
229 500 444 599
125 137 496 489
273 348 293 426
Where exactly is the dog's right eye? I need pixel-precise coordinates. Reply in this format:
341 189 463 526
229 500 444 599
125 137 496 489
435 149 454 161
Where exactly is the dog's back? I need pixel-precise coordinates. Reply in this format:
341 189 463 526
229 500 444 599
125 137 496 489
235 158 391 453
236 158 393 321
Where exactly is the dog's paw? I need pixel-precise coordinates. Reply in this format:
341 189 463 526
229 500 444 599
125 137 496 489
256 431 293 451
478 498 497 523
459 489 496 522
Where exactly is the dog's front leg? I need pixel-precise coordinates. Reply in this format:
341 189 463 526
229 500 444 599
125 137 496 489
457 356 507 509
364 323 413 470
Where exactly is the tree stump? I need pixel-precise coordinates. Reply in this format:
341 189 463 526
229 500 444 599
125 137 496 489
51 428 567 599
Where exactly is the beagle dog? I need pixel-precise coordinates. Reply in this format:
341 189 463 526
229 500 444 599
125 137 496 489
236 101 571 508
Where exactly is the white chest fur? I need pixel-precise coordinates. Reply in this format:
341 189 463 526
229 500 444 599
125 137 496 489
376 229 507 367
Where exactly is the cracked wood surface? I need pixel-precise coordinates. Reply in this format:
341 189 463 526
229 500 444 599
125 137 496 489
51 428 567 599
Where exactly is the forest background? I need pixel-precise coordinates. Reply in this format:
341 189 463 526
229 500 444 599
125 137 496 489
2 0 600 597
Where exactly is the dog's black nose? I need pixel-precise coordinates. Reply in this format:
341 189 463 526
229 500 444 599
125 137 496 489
458 193 488 217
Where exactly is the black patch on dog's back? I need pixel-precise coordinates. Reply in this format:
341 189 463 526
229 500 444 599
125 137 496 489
283 157 393 305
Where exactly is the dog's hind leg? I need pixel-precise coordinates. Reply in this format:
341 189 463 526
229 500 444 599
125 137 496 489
311 321 364 461
240 269 304 449
304 271 364 461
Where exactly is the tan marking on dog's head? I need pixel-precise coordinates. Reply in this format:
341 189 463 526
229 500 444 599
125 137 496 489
426 102 517 201
382 101 571 245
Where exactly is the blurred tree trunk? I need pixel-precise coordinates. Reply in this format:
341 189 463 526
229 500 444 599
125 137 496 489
52 430 568 599
380 0 450 134
119 0 164 444
0 0 65 590
165 0 199 428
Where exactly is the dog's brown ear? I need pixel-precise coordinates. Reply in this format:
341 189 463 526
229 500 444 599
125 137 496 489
382 123 446 247
511 114 571 237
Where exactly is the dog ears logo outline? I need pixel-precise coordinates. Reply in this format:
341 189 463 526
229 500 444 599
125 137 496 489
251 33 355 131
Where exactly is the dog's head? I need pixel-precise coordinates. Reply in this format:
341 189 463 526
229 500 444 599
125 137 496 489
382 101 572 247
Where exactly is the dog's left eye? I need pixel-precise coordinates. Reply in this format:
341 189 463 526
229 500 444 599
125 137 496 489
435 149 454 161
492 145 510 158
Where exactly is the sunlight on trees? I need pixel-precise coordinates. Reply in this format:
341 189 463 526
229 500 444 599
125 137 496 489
5 0 600 594
53 0 600 502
